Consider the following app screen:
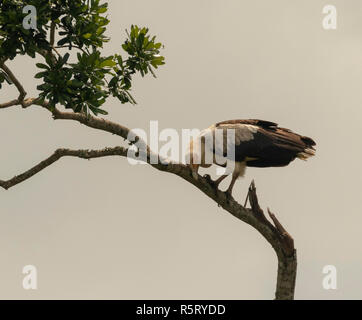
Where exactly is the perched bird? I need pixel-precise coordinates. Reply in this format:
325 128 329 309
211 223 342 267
186 119 316 195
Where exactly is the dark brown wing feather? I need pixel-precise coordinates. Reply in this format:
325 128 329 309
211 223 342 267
244 127 315 167
214 119 316 167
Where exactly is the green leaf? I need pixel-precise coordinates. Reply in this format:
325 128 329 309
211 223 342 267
62 53 70 65
36 63 50 70
97 7 107 14
57 37 69 46
96 27 106 36
69 79 83 88
96 108 108 115
108 77 118 87
99 59 116 68
34 71 48 79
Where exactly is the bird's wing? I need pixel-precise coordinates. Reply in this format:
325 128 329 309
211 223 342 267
212 121 316 167
216 119 278 128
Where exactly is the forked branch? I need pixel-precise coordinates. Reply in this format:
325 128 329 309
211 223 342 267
0 62 27 107
247 181 297 299
0 94 297 299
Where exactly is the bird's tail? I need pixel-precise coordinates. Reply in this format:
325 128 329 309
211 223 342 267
297 147 316 160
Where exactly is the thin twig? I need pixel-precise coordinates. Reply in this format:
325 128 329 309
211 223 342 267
0 62 27 106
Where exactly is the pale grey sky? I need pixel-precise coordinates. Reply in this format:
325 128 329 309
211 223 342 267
1 0 361 299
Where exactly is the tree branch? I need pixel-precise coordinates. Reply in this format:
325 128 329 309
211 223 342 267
54 45 88 55
50 21 56 46
0 97 297 299
0 146 129 190
52 108 132 141
0 131 297 300
0 99 19 109
247 181 297 300
0 62 27 107
0 97 43 109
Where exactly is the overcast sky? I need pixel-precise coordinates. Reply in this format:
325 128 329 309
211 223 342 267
1 0 362 299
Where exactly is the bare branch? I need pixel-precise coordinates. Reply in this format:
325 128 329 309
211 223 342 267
0 62 27 107
0 99 19 109
0 114 297 299
0 146 128 190
50 21 56 46
267 208 294 256
0 97 43 109
247 180 276 230
54 45 88 55
0 94 298 299
52 108 134 142
0 96 140 147
246 181 297 300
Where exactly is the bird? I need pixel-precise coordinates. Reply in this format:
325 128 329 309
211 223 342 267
185 119 316 196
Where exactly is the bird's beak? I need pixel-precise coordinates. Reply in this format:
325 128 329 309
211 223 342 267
190 164 199 180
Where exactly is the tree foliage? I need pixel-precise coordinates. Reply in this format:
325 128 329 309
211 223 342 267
0 0 165 115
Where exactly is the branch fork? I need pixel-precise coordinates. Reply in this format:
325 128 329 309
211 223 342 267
245 180 297 299
0 57 298 299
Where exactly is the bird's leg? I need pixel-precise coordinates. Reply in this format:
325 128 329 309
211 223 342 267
225 173 238 197
191 164 199 180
